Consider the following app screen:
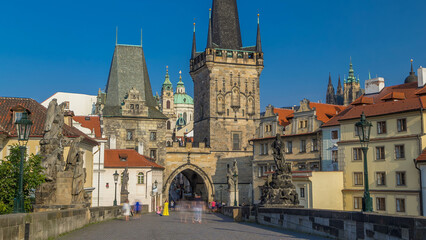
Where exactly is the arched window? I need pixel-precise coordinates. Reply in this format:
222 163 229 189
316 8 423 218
183 112 187 123
138 172 144 184
167 121 171 130
166 100 171 109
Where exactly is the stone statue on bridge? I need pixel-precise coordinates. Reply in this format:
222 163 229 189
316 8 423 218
260 134 299 207
121 167 130 203
35 99 90 211
227 160 239 205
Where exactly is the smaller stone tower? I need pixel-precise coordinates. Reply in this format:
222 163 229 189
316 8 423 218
161 66 176 144
336 75 344 105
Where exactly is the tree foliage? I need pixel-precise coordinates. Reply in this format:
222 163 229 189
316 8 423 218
0 144 45 214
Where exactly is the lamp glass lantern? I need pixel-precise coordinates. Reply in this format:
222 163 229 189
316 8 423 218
355 112 372 148
15 111 32 144
113 170 119 183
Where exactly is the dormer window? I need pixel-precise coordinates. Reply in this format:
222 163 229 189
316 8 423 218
119 154 128 162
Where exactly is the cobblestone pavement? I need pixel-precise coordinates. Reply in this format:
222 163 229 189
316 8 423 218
58 212 326 240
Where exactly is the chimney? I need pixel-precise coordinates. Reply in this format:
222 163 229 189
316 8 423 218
365 77 385 94
418 67 426 87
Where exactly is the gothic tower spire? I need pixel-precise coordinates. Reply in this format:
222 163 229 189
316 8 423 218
256 13 262 53
211 0 243 49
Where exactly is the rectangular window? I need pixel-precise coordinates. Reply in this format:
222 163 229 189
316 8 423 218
354 125 360 136
259 144 263 155
397 118 407 132
376 197 386 211
354 172 363 186
332 150 338 163
353 148 363 161
377 121 387 134
126 130 134 141
396 172 406 186
300 188 305 198
331 130 338 140
312 139 318 151
232 132 241 150
396 198 406 212
263 143 268 155
150 132 157 141
258 165 267 177
287 141 293 154
395 145 405 159
300 140 306 153
376 172 386 186
375 146 385 160
150 149 157 160
354 197 362 209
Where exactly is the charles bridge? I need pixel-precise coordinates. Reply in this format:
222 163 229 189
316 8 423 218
1 205 426 239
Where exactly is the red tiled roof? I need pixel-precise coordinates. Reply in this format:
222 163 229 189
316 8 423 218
380 92 406 101
339 82 424 121
415 85 426 96
104 149 164 169
273 108 294 127
308 102 346 123
416 148 426 162
73 116 102 139
351 96 374 105
0 97 97 145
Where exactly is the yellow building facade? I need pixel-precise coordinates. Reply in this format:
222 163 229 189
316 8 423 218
335 80 426 216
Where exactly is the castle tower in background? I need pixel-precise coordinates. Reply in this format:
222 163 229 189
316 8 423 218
190 0 264 152
326 59 363 106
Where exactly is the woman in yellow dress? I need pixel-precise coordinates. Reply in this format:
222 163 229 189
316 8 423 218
163 200 170 216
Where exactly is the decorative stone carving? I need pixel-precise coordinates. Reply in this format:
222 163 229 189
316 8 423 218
260 134 300 206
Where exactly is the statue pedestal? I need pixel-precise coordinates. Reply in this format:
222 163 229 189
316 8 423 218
120 191 129 204
228 190 239 206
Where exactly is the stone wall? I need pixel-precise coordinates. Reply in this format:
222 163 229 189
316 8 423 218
223 206 426 240
0 206 121 240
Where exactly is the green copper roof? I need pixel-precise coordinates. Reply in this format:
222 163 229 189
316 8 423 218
347 58 356 83
162 68 173 91
174 93 194 105
177 75 184 87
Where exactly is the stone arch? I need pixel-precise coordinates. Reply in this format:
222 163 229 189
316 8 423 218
163 163 214 202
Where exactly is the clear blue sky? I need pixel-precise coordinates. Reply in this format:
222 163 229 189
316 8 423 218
1 0 426 109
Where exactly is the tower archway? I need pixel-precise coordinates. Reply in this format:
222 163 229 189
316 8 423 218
163 163 214 203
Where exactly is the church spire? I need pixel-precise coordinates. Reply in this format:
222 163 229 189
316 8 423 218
326 72 336 104
191 22 197 59
256 13 262 53
207 9 213 49
211 0 242 49
347 57 356 83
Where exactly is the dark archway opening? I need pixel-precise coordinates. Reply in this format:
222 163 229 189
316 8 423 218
169 169 207 202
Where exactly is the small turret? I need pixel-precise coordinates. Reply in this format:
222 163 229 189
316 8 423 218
404 59 418 83
191 22 197 59
326 73 336 104
207 9 213 49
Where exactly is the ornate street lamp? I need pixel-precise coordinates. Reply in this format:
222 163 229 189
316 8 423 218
13 111 32 213
233 172 238 207
113 170 119 206
355 112 373 212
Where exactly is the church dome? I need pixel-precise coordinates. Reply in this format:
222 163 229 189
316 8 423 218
405 59 418 83
174 94 194 105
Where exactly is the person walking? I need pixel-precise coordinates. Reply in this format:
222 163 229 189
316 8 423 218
134 200 141 218
122 200 131 221
163 200 170 216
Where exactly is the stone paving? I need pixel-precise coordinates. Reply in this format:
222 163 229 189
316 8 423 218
58 211 327 240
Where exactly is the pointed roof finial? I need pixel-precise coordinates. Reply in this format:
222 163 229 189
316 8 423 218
115 26 118 45
328 72 332 85
140 28 143 47
166 65 169 73
179 70 182 80
207 9 213 49
411 59 414 73
369 71 371 80
162 65 172 87
256 11 262 53
191 20 197 59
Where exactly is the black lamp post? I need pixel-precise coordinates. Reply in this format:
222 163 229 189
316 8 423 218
219 185 223 204
233 172 238 207
355 112 373 212
113 170 119 206
13 111 32 213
